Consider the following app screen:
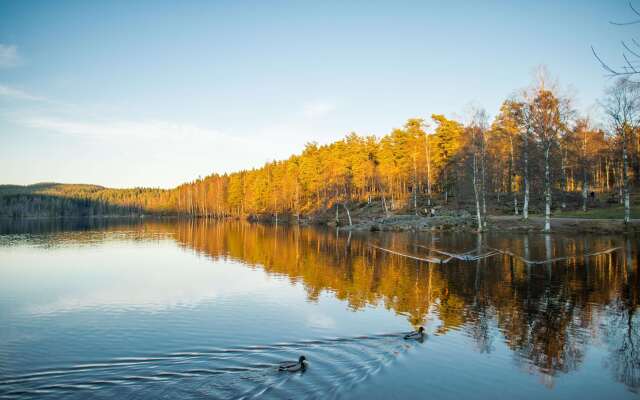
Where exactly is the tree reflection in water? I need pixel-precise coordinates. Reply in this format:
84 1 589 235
604 236 640 392
170 220 639 391
3 218 638 391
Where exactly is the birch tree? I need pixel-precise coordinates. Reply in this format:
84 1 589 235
572 118 595 212
469 109 489 231
602 78 640 224
529 85 570 232
425 128 433 207
492 100 524 216
522 101 532 221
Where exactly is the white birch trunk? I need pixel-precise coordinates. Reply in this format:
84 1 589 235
510 136 519 215
425 134 432 206
623 129 631 224
413 152 418 214
582 178 588 212
560 145 567 209
473 151 483 231
544 145 551 232
381 193 390 218
481 130 487 220
523 128 530 220
342 203 352 226
582 130 588 212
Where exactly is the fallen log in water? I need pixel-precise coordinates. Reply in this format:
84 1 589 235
416 245 500 262
488 246 622 265
431 249 500 261
370 244 622 266
369 245 444 264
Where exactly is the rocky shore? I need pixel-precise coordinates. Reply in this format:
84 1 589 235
330 212 640 234
336 211 476 232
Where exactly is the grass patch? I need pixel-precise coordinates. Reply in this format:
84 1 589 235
555 206 640 219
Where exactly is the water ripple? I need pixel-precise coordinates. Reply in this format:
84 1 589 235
0 332 421 399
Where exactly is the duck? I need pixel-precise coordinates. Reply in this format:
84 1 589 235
404 326 425 340
278 355 307 372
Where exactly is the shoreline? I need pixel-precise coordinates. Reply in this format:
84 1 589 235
335 214 640 234
2 213 639 234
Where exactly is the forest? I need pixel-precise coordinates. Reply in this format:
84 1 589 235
2 76 639 228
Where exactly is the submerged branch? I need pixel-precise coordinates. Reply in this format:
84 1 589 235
416 245 499 262
489 246 622 265
369 245 444 264
431 249 500 262
371 243 621 267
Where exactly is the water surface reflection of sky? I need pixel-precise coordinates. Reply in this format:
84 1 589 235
0 219 638 399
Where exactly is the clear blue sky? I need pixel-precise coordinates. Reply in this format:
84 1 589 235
0 0 632 188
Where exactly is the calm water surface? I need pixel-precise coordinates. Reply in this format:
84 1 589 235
0 219 638 399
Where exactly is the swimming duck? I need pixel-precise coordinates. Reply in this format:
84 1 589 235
404 327 425 340
278 355 307 372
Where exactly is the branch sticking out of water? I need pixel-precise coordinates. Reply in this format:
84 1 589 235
428 248 500 262
369 245 444 264
488 246 622 265
371 244 621 266
415 245 499 262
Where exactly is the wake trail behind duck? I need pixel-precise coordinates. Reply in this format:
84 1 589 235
0 332 419 399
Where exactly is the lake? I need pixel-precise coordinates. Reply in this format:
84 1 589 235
0 218 638 399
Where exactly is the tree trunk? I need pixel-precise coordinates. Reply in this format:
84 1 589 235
623 129 631 224
604 160 608 191
523 128 530 220
381 192 390 218
544 145 551 232
481 130 487 219
425 133 432 206
582 130 588 212
295 182 300 222
443 167 448 205
413 151 418 214
619 165 624 205
342 202 352 226
582 175 588 212
510 136 519 215
473 152 483 231
561 145 567 209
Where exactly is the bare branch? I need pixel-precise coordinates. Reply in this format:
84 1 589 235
630 0 640 18
609 19 640 26
431 248 499 261
610 1 640 25
489 247 621 265
369 244 444 264
623 52 639 73
592 46 619 75
622 40 640 59
597 2 640 80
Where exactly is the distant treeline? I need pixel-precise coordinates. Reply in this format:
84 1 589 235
0 183 170 218
2 77 639 221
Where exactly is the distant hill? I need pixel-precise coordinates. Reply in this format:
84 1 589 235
0 183 106 195
0 183 173 218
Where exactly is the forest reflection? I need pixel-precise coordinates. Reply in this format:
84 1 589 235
171 220 639 391
2 218 638 391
